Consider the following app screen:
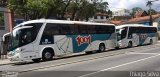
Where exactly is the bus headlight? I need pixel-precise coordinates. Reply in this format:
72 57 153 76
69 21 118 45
15 48 22 53
8 51 15 57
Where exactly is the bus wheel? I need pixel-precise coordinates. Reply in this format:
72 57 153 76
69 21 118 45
42 49 54 61
115 47 119 50
32 58 41 63
98 44 105 53
85 51 93 54
128 41 132 48
149 39 153 45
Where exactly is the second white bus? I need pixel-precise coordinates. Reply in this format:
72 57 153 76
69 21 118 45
116 24 158 48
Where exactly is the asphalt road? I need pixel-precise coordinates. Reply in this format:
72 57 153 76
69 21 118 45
1 42 160 77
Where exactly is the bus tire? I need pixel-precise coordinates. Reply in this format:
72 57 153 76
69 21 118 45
85 51 93 54
32 58 41 63
42 48 54 61
115 47 119 50
149 39 153 45
97 43 105 53
128 41 132 48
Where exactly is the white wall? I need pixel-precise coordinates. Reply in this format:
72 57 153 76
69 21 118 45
113 9 130 16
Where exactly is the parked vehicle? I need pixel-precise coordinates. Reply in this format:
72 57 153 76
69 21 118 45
116 24 158 48
4 19 117 62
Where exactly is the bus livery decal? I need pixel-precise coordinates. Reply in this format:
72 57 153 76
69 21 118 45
68 34 112 53
76 35 91 46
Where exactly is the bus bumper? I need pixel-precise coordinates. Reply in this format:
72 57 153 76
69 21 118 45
8 53 21 61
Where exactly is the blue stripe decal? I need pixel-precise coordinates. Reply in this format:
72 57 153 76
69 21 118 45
138 33 156 45
67 34 112 53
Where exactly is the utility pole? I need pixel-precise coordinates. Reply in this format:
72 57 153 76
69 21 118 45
146 0 159 26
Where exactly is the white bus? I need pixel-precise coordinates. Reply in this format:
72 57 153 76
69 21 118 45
5 19 117 62
116 24 158 48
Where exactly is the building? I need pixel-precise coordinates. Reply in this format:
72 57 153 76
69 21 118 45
0 7 12 55
89 12 109 23
0 7 12 40
112 9 132 21
134 10 148 18
110 14 160 25
113 9 131 16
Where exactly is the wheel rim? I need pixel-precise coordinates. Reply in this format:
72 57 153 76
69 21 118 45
100 45 105 51
129 42 132 47
150 40 153 44
45 52 51 59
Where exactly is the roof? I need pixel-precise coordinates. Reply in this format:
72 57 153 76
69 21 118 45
14 19 115 29
128 14 160 23
134 10 148 18
111 14 160 25
116 24 157 29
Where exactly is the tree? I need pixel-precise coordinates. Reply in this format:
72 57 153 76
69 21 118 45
0 0 8 7
0 12 4 26
76 1 96 21
107 10 112 17
7 0 64 20
60 0 72 19
130 7 143 17
148 9 157 15
6 0 110 21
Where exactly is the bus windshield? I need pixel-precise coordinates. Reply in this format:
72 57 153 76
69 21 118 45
116 27 128 41
116 29 121 41
8 23 43 51
8 26 33 51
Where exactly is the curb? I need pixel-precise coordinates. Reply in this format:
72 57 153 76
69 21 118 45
0 59 14 66
0 62 14 66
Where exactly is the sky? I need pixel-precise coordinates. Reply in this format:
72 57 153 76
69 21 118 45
105 0 160 11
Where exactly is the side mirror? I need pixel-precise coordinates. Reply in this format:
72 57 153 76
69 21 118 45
2 32 11 42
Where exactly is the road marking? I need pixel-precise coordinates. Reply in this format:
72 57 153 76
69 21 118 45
127 52 160 55
79 54 160 77
19 44 160 73
20 52 125 73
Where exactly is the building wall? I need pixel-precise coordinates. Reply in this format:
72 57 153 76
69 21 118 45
89 15 109 23
0 7 12 49
113 9 130 16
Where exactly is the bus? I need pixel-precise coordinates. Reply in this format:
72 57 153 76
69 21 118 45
116 24 158 48
5 19 117 62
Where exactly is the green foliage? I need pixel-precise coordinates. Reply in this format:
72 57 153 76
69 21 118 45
148 9 157 15
0 13 4 26
130 7 143 17
6 0 110 20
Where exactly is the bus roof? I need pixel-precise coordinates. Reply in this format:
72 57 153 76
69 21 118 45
13 19 115 29
116 24 157 29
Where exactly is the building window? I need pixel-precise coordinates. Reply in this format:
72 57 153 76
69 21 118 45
101 16 103 19
0 13 5 30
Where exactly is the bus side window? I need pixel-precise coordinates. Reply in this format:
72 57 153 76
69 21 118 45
88 25 96 34
121 27 128 39
95 26 105 34
42 23 59 38
108 26 115 34
78 25 87 34
128 27 133 38
60 24 71 35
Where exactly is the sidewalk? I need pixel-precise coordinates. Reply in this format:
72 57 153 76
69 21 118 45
0 59 13 65
0 55 15 65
